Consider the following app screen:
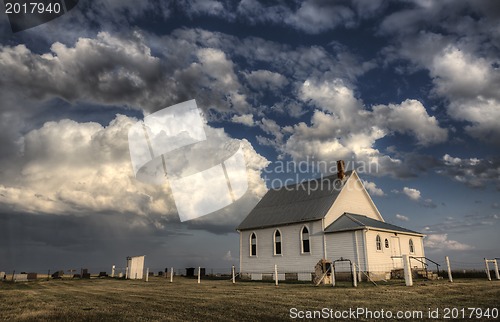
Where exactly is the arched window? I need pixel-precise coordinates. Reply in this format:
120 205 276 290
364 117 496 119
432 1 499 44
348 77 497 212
376 235 381 251
301 226 310 253
274 230 282 255
250 233 257 256
385 238 389 248
409 239 414 253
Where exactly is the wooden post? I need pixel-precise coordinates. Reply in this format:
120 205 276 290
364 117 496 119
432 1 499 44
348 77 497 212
232 265 235 284
403 254 413 286
145 268 149 282
125 267 129 279
493 260 500 280
111 265 115 278
485 258 491 281
274 264 278 286
445 256 453 282
331 265 336 287
170 267 174 283
198 267 201 284
47 269 50 281
351 264 357 287
356 263 362 283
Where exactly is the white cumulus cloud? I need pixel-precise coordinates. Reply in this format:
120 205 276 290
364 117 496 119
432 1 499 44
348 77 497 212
362 180 385 197
402 187 421 200
425 234 474 251
395 214 409 221
231 114 256 127
279 78 447 177
0 114 268 231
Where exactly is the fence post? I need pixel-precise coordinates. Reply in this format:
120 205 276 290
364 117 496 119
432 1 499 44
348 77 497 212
145 268 149 282
493 260 500 280
274 264 278 286
331 265 336 287
170 267 173 283
403 254 413 286
125 267 129 279
445 256 453 282
232 265 235 284
111 265 115 278
198 267 201 284
485 258 491 281
351 264 357 287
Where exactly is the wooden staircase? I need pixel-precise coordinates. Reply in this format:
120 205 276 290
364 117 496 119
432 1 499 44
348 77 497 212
410 256 443 280
414 268 441 280
390 256 444 280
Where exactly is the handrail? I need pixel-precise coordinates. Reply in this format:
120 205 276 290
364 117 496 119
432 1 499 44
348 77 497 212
410 256 441 276
409 256 428 268
391 255 442 278
408 256 429 277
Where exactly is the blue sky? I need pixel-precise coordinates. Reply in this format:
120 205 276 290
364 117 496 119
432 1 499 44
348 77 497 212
0 0 499 273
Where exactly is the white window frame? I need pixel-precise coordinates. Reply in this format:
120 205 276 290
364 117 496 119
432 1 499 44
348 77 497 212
376 234 382 251
249 232 257 257
273 229 282 256
300 225 311 254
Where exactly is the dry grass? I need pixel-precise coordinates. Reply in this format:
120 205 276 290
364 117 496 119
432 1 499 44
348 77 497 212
0 277 499 321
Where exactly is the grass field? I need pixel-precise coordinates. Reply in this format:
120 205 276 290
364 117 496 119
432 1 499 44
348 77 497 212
0 277 499 321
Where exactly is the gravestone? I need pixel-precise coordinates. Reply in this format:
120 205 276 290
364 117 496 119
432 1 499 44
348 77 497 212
52 271 64 279
185 267 195 277
82 269 90 279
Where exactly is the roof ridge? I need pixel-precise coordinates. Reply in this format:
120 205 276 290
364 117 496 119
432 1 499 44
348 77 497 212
278 171 353 189
324 212 422 235
345 213 365 226
255 193 335 209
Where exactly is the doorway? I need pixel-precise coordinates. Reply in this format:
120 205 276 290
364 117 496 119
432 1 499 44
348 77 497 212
391 236 402 268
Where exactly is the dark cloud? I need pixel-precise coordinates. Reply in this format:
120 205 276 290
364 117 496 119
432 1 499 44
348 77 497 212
0 211 179 271
438 154 500 189
176 0 383 34
0 209 246 272
423 214 499 235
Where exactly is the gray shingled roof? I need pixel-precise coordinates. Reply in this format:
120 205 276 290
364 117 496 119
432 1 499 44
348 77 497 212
237 172 352 231
325 213 422 235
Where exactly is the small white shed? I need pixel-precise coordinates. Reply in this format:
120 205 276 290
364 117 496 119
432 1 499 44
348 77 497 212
126 255 145 279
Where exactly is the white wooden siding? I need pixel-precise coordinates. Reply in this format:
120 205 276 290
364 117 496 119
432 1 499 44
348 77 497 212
239 220 323 274
325 230 367 272
324 172 383 228
365 230 425 273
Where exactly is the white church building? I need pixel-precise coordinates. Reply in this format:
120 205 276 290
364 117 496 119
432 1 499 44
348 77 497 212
237 161 426 281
